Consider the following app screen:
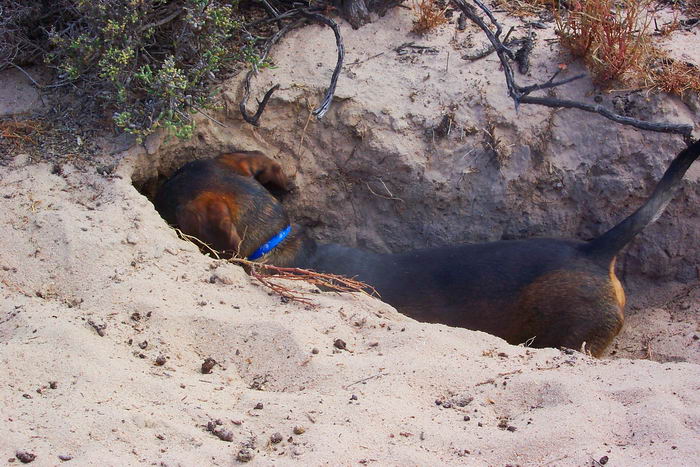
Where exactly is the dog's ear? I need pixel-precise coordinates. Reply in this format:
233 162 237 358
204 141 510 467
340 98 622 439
217 152 289 192
176 199 243 256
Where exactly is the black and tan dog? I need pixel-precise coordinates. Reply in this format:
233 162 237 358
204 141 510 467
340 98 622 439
156 141 700 357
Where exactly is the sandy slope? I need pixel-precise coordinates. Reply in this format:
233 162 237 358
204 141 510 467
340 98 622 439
2 4 700 466
1 154 699 464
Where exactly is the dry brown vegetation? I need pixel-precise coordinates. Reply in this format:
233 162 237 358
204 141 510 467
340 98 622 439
0 119 43 147
553 0 700 97
645 56 700 96
556 0 654 85
492 0 556 16
411 0 450 34
687 0 700 16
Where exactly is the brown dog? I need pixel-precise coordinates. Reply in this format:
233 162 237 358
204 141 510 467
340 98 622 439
156 141 700 357
155 151 303 261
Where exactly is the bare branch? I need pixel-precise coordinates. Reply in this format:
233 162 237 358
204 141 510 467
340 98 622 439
452 0 693 136
298 10 345 118
239 9 345 124
519 95 693 134
239 19 304 126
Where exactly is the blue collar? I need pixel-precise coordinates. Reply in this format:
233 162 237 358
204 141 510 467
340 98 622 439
247 225 292 260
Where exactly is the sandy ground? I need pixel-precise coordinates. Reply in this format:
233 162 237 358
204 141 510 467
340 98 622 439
1 3 700 466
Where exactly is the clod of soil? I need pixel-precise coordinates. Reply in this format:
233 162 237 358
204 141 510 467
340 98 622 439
15 451 36 463
206 420 233 442
201 357 217 374
236 448 254 462
333 339 347 350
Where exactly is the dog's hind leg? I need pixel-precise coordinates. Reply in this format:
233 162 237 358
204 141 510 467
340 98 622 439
517 268 625 357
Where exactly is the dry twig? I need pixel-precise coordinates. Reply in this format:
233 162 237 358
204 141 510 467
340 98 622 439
452 0 693 136
240 7 345 125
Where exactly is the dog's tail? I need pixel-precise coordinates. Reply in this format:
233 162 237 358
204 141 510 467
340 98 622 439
583 139 700 261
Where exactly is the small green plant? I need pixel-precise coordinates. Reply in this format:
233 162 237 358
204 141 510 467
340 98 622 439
42 0 249 140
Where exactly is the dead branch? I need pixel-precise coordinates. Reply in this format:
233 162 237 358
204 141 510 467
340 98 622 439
343 372 389 389
240 19 304 126
299 10 345 118
452 0 693 136
239 7 345 125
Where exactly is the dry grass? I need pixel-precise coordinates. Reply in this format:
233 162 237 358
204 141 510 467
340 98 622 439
411 0 449 34
644 56 700 96
554 0 700 97
556 0 654 86
0 119 43 146
492 0 557 17
685 0 700 16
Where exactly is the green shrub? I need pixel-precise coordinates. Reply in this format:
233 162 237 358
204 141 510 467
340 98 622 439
2 0 271 141
46 0 251 140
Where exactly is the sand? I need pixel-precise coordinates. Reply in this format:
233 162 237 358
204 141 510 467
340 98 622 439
1 4 699 466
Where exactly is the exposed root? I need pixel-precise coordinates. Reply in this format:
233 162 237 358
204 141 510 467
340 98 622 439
229 258 378 306
174 228 375 305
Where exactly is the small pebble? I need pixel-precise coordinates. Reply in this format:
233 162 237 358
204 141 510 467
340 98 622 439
213 429 233 442
237 448 254 462
270 432 283 444
155 355 167 366
333 339 347 350
463 415 471 421
15 451 36 464
138 341 148 350
293 426 306 435
311 347 319 354
254 402 264 410
201 357 217 374
58 455 73 461
599 456 609 465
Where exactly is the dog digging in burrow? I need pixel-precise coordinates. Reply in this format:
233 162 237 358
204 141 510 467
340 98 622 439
155 141 700 357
